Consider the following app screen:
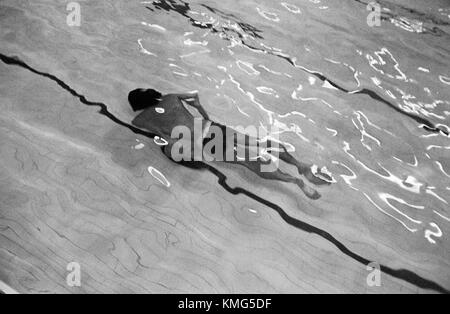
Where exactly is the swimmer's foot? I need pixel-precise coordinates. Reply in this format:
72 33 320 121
295 178 321 200
297 164 332 186
277 149 332 186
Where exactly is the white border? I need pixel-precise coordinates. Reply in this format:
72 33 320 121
0 281 19 294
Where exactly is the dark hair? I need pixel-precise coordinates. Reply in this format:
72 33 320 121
128 88 163 112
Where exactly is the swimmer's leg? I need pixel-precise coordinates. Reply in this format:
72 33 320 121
265 140 332 186
220 129 320 198
234 132 331 186
229 158 321 200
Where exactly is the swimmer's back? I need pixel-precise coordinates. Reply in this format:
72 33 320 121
132 94 196 139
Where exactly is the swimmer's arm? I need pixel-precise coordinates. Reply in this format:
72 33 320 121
175 93 211 120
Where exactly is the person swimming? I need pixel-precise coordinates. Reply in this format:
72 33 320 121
128 88 332 200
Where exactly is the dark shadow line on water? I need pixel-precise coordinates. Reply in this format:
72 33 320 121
1 52 448 294
0 54 157 140
145 0 449 137
264 50 449 135
235 42 449 136
148 0 264 39
352 0 450 28
174 159 450 294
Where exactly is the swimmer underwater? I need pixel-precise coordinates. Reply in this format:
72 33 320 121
128 88 332 199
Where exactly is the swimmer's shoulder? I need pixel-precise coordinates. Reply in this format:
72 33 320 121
161 94 179 100
158 94 185 110
158 94 179 104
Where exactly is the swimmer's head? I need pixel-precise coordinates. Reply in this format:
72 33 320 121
128 88 163 112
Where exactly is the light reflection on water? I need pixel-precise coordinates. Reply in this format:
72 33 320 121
137 0 449 246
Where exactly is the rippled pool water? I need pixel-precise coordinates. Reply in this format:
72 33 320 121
0 0 449 293
139 0 450 252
